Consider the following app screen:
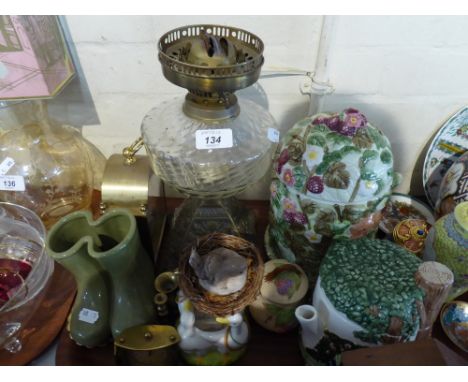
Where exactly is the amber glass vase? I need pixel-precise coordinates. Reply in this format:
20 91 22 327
0 100 104 228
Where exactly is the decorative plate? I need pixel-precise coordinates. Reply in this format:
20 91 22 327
440 301 468 353
379 193 435 235
435 151 468 217
423 107 468 208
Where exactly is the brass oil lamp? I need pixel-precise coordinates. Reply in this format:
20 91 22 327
140 25 278 268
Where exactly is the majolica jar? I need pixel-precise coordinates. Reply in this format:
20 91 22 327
249 259 308 333
433 201 468 300
268 109 399 281
295 238 453 366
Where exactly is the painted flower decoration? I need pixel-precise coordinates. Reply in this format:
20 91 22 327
275 278 294 296
342 108 367 136
304 230 323 244
283 169 295 186
304 144 324 171
318 108 368 137
282 197 297 212
358 179 379 198
306 176 324 194
276 149 290 174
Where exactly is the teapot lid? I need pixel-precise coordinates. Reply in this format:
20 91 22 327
260 259 308 305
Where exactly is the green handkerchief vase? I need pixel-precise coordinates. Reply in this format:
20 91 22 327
46 209 156 347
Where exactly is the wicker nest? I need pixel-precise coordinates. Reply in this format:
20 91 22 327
178 232 264 317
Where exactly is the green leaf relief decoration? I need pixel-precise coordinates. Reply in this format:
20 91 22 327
326 132 352 146
309 123 330 134
380 149 392 164
374 179 385 196
316 151 343 174
307 133 327 147
287 136 306 162
314 210 337 236
293 167 306 191
360 170 380 181
366 126 389 149
339 145 362 157
323 162 350 190
342 206 366 224
360 149 379 168
331 220 351 236
352 128 374 149
300 198 318 215
359 149 380 182
272 196 281 211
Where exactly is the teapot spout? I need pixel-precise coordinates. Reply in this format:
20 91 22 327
295 305 324 350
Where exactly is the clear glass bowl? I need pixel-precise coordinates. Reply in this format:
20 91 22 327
0 202 53 353
141 96 277 198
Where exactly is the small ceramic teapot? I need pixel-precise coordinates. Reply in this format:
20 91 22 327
295 238 453 365
249 259 308 333
432 201 468 300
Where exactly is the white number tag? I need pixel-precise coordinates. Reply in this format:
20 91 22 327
268 128 280 143
196 129 233 150
0 157 15 175
78 308 100 324
0 175 25 191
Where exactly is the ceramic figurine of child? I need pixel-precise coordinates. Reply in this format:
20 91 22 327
176 290 249 366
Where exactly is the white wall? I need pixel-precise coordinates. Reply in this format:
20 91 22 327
57 15 468 199
322 16 468 196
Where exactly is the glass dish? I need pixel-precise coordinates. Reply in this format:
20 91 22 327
0 202 53 353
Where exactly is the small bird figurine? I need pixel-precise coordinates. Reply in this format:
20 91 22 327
189 247 248 296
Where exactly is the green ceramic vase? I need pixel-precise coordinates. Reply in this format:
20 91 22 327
47 209 156 347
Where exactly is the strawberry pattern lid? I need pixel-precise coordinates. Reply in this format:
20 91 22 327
274 109 397 205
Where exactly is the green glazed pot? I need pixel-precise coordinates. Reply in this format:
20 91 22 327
47 209 156 347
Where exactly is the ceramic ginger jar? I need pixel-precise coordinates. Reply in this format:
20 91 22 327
432 201 468 300
249 259 308 333
268 108 399 280
295 238 452 366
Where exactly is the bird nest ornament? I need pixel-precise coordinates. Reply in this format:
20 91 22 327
178 233 264 317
